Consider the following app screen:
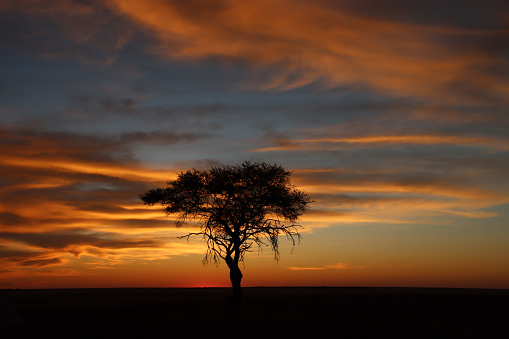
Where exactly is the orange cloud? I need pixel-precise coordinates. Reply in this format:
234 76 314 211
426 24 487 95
0 129 206 275
298 135 509 147
290 162 509 229
287 262 413 270
0 156 176 184
288 263 352 270
108 0 509 101
1 123 507 287
250 134 509 152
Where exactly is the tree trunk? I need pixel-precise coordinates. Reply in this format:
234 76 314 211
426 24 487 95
227 259 243 306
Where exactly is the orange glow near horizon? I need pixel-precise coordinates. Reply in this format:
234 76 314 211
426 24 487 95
1 129 508 288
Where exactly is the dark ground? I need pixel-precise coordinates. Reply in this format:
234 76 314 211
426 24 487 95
1 287 508 338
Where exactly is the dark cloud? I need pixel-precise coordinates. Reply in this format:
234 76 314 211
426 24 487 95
172 159 225 170
311 193 417 205
0 229 164 250
0 212 29 227
0 127 206 165
0 230 105 249
107 218 177 229
0 245 42 259
295 170 448 190
69 95 140 114
20 257 63 267
0 0 148 65
119 131 201 146
317 0 509 30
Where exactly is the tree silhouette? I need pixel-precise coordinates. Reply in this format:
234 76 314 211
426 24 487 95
140 161 311 304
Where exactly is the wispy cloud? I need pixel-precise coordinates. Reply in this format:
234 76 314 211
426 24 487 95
287 262 413 270
109 0 509 102
0 0 139 65
250 133 509 152
288 263 354 271
0 127 206 275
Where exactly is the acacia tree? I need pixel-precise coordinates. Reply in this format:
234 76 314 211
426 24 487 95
140 161 311 303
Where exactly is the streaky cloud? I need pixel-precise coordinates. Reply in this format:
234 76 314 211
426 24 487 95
287 262 413 270
109 0 509 102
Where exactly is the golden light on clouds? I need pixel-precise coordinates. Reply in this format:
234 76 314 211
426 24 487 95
109 0 509 101
0 156 177 183
2 124 507 285
251 134 509 152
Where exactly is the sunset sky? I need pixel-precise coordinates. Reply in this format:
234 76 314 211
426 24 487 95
1 0 509 289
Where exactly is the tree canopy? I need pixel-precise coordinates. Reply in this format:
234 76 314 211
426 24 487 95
140 161 312 303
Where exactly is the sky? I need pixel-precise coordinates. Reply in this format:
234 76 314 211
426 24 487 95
1 0 509 289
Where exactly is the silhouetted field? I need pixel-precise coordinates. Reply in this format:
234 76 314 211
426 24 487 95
2 287 508 338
